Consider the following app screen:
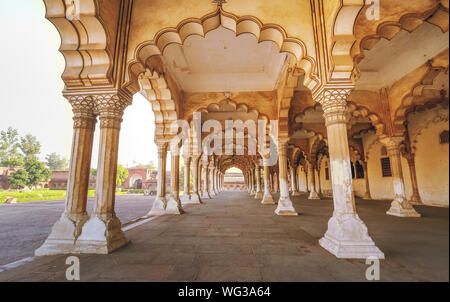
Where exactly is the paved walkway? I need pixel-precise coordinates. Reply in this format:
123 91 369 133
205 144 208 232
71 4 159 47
0 192 448 281
0 195 153 266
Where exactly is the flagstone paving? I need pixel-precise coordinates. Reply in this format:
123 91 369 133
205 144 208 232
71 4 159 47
0 191 448 282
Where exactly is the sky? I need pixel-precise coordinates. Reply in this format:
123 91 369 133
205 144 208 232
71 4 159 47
0 0 158 168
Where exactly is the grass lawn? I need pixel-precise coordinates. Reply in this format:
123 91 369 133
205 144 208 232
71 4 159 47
0 189 127 204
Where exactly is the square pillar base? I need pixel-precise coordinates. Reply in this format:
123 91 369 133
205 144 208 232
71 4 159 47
182 193 202 205
254 191 263 199
386 200 421 217
261 194 275 205
319 214 384 259
275 197 298 216
308 191 321 200
73 215 129 254
35 213 88 256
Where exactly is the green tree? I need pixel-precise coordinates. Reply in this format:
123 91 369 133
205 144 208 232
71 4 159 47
20 134 41 162
0 127 23 167
148 161 157 170
116 164 129 187
24 160 51 188
90 168 97 176
45 152 68 171
8 169 29 189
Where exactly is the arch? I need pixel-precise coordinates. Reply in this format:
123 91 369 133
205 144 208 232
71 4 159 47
125 7 319 94
352 2 449 80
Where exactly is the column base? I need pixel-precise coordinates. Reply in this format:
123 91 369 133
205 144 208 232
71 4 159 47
254 191 263 199
275 197 298 216
386 199 421 217
166 196 184 214
362 192 372 200
201 192 212 199
308 191 321 199
319 213 384 259
180 193 191 202
35 213 88 256
147 196 167 216
291 190 301 196
73 214 129 254
261 193 275 205
409 193 423 205
182 192 202 205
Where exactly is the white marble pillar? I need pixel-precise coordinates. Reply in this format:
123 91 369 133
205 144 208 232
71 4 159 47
275 140 298 215
290 164 301 196
405 155 422 204
254 165 263 199
188 156 202 204
380 137 421 217
202 156 211 199
261 156 275 204
166 145 184 214
180 155 192 203
36 96 97 256
148 142 168 215
75 94 131 254
308 163 320 199
317 89 384 259
362 160 372 200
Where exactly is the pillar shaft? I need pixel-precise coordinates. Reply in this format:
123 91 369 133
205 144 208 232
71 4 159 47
362 161 371 199
181 156 191 201
75 93 131 254
317 89 384 259
35 96 97 256
261 157 275 204
275 141 297 215
308 163 320 199
406 156 422 204
148 143 168 215
381 138 420 217
188 156 202 204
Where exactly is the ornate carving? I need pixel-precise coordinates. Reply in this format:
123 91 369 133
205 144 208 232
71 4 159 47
65 95 96 129
315 89 352 126
93 94 132 130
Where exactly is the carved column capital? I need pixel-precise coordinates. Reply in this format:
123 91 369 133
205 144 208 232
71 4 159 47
93 94 132 129
380 136 404 157
315 88 352 126
156 142 168 158
66 95 97 129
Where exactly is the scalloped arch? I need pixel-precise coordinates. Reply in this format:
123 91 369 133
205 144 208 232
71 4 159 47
125 8 319 93
352 4 449 80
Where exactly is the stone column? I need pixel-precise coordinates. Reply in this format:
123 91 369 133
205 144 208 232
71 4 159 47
317 89 384 259
165 144 184 214
406 155 422 204
180 155 191 203
36 96 97 256
202 156 211 199
380 137 420 217
308 162 320 199
275 140 298 215
75 94 130 254
261 156 275 204
362 160 372 200
290 164 301 196
148 142 168 215
316 166 322 195
209 164 216 197
189 156 202 204
254 165 263 199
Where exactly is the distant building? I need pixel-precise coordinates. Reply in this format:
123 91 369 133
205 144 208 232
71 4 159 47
123 167 171 191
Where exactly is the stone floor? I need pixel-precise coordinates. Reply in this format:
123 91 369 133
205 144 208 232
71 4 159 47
0 191 448 282
0 195 153 265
